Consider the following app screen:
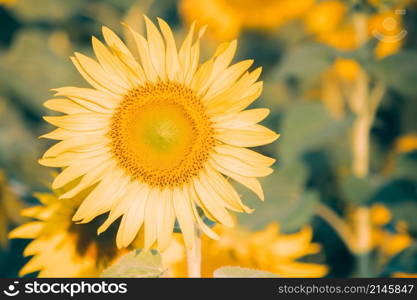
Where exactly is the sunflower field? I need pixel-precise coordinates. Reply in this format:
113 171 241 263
0 0 417 278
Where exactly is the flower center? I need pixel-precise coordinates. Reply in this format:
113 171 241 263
109 82 214 188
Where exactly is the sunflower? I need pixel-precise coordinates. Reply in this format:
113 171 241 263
0 170 25 248
39 17 278 252
304 0 406 57
179 0 315 40
348 204 413 256
9 186 125 277
163 223 328 277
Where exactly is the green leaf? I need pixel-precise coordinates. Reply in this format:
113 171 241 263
238 162 318 232
274 43 336 90
100 250 166 278
213 266 278 278
0 29 83 116
279 102 353 163
393 154 417 181
380 243 417 277
341 176 380 205
367 51 417 97
11 0 85 22
390 201 417 234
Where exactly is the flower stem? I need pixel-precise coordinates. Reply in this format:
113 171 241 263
316 202 356 253
186 227 201 278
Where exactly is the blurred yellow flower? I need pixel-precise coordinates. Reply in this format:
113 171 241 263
0 170 25 248
395 134 417 154
40 16 278 252
9 187 125 277
305 0 406 57
332 58 361 82
348 204 412 256
164 223 328 278
368 11 405 59
392 272 417 278
179 0 315 40
304 0 359 51
304 0 347 36
0 0 15 6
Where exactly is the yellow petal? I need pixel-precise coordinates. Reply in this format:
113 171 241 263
211 152 273 177
193 177 234 227
209 159 264 200
72 170 128 222
216 124 279 147
157 189 175 251
212 108 270 129
215 144 275 167
53 86 120 109
144 16 166 80
173 187 196 249
9 222 44 239
157 17 181 81
43 113 110 131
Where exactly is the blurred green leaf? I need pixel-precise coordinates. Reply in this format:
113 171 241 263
381 243 417 277
393 154 417 181
0 29 82 116
367 51 417 97
279 102 353 163
239 162 318 232
101 250 166 278
11 0 85 22
213 266 278 278
341 176 380 205
0 98 46 187
390 201 417 235
274 43 336 89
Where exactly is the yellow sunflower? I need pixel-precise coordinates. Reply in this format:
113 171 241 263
163 223 328 277
0 170 25 248
39 17 278 252
9 187 125 277
304 0 406 57
348 204 413 256
179 0 315 40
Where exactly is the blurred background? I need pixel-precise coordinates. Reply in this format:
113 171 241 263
0 0 416 277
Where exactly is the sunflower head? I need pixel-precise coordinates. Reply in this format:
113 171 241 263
39 16 278 253
9 186 125 277
163 223 328 277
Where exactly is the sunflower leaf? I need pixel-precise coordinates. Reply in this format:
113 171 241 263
213 266 278 278
100 250 166 278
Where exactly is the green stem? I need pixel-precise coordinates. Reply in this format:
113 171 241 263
186 227 201 278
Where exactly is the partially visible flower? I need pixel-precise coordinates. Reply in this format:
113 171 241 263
394 134 417 154
0 0 15 6
348 204 413 256
0 170 25 248
304 0 346 34
304 0 358 51
368 10 405 59
392 272 417 278
332 58 361 82
179 0 315 40
304 0 406 57
163 223 328 278
9 187 126 277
